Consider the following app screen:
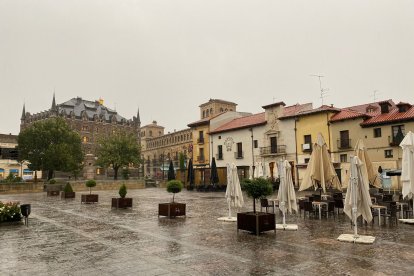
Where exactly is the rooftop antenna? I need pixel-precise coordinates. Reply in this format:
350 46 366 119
371 90 380 102
310 74 329 105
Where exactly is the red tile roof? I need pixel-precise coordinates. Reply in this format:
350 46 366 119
361 106 414 126
281 103 313 117
330 109 370 122
279 104 340 119
209 113 266 134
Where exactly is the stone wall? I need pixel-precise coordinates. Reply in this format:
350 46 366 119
0 180 145 194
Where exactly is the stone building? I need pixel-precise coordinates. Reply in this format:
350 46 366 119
20 95 141 179
140 121 192 180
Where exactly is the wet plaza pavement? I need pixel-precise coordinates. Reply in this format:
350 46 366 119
1 188 414 276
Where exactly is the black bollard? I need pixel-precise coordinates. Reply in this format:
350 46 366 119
20 204 31 226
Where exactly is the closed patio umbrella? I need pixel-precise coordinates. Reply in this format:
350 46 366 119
187 158 195 188
218 163 244 221
167 160 175 181
299 133 341 193
343 139 381 189
210 157 219 186
277 160 298 230
401 131 414 215
339 156 375 243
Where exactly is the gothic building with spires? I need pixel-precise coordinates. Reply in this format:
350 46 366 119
20 95 141 179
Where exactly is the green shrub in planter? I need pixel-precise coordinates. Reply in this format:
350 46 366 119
242 177 272 213
85 179 96 194
64 182 74 193
167 180 183 202
119 183 127 198
49 179 57 184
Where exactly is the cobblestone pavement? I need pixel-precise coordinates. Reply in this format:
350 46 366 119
1 188 414 276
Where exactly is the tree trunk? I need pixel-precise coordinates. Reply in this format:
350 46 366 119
114 167 119 180
48 170 54 180
173 193 175 203
34 171 38 183
253 198 256 213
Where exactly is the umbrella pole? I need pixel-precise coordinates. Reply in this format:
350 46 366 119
351 157 358 237
281 202 286 226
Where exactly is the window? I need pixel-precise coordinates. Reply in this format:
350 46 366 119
385 150 393 158
206 110 209 117
202 110 205 118
374 128 381 138
303 135 312 151
235 142 243 159
82 125 89 131
339 130 350 149
217 145 223 160
340 154 347 163
254 140 258 148
391 125 405 145
198 131 204 143
149 130 153 137
304 158 310 164
270 137 277 153
198 148 205 162
82 136 89 143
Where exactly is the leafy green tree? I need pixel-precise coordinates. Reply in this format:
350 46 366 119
167 180 183 202
95 132 141 180
85 179 96 194
242 177 273 213
18 117 83 180
119 183 127 198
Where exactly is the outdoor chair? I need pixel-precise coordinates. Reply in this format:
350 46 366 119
321 201 335 219
383 194 393 202
384 205 398 225
334 199 344 214
403 199 413 218
372 206 387 225
303 201 317 218
260 198 275 213
308 196 315 203
313 195 321 201
298 199 306 215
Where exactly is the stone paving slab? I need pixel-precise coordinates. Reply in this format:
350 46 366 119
1 188 414 275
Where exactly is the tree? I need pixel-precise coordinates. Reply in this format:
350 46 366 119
242 177 273 213
179 152 186 183
18 117 83 180
168 160 175 181
95 132 141 180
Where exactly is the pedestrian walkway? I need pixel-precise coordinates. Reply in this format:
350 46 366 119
1 188 413 275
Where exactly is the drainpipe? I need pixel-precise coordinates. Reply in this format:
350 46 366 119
327 112 332 151
294 117 299 188
250 128 254 177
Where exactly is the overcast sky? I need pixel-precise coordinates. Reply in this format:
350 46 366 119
1 0 413 135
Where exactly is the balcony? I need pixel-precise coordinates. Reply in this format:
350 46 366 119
216 154 223 160
260 145 287 156
337 139 352 149
197 137 205 144
389 135 404 146
234 151 244 159
302 143 312 152
197 156 205 162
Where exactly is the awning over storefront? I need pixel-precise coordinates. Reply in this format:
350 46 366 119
23 169 32 173
9 169 19 173
0 168 4 172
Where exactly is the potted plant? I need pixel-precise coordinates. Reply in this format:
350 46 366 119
111 183 133 208
237 177 275 235
61 182 76 199
158 180 186 218
0 201 22 225
81 179 99 204
46 178 61 196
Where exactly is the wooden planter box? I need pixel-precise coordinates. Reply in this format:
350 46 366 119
47 190 60 196
112 198 133 209
61 192 76 199
81 194 99 204
158 203 186 218
237 212 276 236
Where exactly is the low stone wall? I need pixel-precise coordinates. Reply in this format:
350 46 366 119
0 180 145 194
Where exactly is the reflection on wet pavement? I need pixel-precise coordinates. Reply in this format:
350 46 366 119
1 188 413 275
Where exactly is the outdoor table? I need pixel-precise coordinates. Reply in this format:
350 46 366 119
321 194 331 201
396 202 408 219
371 205 387 225
312 201 328 219
269 199 279 212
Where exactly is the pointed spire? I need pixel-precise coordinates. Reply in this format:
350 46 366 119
137 108 141 123
51 92 56 110
21 103 26 120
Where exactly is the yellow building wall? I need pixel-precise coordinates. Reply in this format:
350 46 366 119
296 112 336 154
191 124 210 166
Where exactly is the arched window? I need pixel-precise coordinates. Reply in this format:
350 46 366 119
202 110 205 118
206 110 209 117
149 130 153 137
210 108 213 115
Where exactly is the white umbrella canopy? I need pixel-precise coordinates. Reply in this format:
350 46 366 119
225 163 244 209
344 156 373 225
343 139 381 189
277 160 297 215
272 161 279 179
400 131 414 206
255 162 264 178
299 133 341 193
